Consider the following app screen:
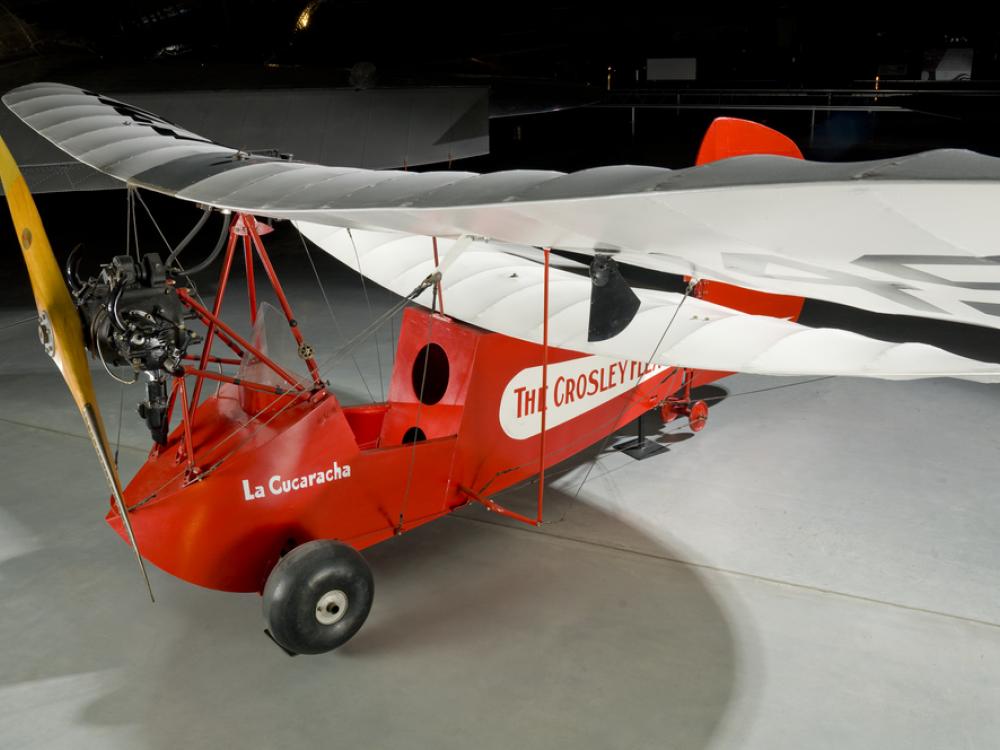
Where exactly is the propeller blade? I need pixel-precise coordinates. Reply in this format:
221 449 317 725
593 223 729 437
0 137 154 602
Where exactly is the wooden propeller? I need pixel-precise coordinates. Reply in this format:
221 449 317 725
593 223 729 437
0 136 154 602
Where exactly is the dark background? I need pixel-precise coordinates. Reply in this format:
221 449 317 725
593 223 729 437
1 2 1000 166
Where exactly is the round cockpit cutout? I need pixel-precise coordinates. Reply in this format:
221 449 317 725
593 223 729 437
402 426 427 444
411 343 449 405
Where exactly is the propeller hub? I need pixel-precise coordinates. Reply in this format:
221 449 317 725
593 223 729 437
37 310 54 357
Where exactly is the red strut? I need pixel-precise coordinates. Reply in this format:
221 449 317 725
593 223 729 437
537 247 550 525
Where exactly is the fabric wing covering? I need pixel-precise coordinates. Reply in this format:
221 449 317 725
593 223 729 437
6 82 1000 382
297 225 1000 383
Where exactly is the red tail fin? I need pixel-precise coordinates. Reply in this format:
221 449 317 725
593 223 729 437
691 118 805 321
695 117 803 165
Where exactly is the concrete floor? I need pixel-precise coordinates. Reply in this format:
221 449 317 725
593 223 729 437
1 224 999 749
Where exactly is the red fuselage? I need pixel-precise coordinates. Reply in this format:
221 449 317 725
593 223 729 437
110 306 728 592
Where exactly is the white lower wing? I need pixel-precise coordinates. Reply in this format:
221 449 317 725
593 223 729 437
297 222 1000 384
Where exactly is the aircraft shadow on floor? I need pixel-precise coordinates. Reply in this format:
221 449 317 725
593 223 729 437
0 425 739 750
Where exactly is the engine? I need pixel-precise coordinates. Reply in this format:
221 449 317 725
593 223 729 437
71 252 197 444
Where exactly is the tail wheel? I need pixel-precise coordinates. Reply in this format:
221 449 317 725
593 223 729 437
263 540 374 655
688 400 709 432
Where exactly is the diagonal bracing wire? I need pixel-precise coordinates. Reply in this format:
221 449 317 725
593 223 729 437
129 187 226 383
545 279 698 525
132 189 174 254
296 227 376 403
0 316 37 332
127 267 442 510
347 228 385 400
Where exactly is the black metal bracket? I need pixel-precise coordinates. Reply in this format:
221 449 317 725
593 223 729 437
588 254 641 341
612 411 668 460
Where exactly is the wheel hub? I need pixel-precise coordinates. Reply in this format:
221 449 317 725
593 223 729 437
315 589 348 625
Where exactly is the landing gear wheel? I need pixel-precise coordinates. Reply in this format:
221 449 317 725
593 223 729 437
688 400 709 432
262 540 374 655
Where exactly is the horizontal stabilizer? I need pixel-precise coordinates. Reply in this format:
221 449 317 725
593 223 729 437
693 118 806 319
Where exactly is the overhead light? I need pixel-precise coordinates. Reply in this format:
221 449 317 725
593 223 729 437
296 0 322 31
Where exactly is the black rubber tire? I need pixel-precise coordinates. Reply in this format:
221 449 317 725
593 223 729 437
262 540 374 655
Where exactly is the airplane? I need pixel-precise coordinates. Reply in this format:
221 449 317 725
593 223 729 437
2 82 999 655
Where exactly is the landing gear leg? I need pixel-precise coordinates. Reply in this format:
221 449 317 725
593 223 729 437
659 369 709 433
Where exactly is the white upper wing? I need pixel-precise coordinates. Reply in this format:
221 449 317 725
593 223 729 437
297 222 1000 383
7 83 1000 331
